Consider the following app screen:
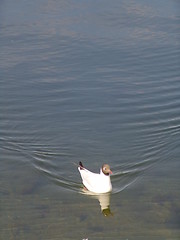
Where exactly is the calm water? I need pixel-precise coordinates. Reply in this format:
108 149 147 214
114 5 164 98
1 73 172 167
1 0 180 239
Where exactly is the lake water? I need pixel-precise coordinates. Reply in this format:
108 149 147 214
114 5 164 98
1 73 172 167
1 0 180 239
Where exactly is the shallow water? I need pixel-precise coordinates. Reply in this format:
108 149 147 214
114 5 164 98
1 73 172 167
1 0 180 239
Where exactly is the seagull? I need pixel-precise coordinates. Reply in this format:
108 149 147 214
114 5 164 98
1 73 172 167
78 161 112 194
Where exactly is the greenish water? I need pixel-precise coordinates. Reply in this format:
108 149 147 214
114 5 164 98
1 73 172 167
1 0 180 239
1 159 180 239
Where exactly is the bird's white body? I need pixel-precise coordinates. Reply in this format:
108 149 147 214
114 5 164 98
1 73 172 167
78 167 112 194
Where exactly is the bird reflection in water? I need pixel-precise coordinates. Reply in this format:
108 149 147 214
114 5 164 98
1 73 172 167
82 190 113 217
97 193 113 217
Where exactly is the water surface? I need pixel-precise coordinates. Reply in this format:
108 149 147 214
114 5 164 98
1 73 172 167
1 0 180 239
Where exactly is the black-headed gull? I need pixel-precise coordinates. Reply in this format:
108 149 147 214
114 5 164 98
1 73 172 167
78 161 112 194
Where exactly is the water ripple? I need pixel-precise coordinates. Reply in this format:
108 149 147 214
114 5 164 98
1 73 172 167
0 136 163 195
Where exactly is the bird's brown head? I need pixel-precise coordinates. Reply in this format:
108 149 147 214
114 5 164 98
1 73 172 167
102 164 112 175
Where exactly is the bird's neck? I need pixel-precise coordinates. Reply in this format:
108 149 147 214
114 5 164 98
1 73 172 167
100 169 110 176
